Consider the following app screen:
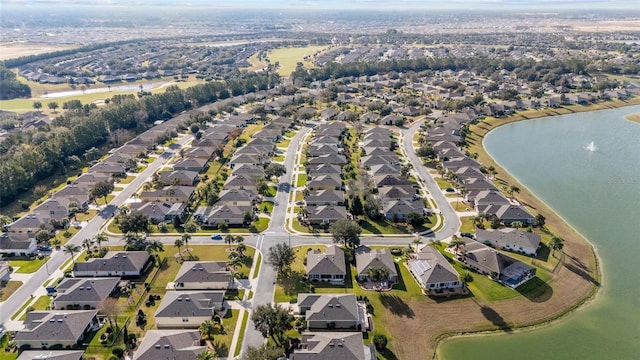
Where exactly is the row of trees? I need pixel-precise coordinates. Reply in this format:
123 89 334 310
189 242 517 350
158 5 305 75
0 62 31 99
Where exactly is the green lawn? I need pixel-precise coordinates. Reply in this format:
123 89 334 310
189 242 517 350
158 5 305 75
252 253 262 279
94 194 115 205
75 210 99 221
234 311 250 357
272 155 285 162
292 218 311 233
0 281 22 301
252 217 269 233
20 296 51 320
10 258 46 273
118 175 136 184
459 216 476 233
277 138 291 148
296 173 307 187
435 177 454 190
359 218 411 235
266 186 277 197
284 130 296 138
259 201 274 214
267 45 327 76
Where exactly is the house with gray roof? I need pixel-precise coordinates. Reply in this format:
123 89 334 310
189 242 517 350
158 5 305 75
157 170 199 186
0 233 37 256
193 204 251 227
129 201 187 223
475 228 541 256
139 186 195 204
373 174 413 188
154 291 225 328
306 245 347 284
133 330 207 360
72 251 151 278
473 189 511 211
408 246 461 291
52 277 120 310
354 246 398 284
172 157 209 172
298 294 362 330
460 238 536 288
305 190 345 206
173 261 232 290
307 164 342 177
307 206 348 226
290 332 373 360
307 174 342 191
308 154 348 166
492 204 536 226
17 350 84 360
383 199 425 221
15 310 100 349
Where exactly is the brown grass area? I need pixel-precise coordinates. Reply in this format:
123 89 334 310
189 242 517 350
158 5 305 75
624 113 640 124
379 99 640 359
0 43 77 61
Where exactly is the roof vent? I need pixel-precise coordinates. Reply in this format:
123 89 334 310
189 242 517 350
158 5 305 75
86 287 91 290
58 319 63 322
79 287 84 290
155 345 161 349
337 342 344 347
335 304 341 308
49 319 55 323
164 345 170 349
122 255 127 258
328 304 333 308
185 297 190 301
177 297 182 301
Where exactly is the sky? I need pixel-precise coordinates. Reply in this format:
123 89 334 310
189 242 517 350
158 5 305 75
2 0 639 10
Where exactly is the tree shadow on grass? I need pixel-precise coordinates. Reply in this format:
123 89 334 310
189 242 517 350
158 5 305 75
280 271 312 296
563 261 600 287
378 293 415 319
516 276 553 303
378 348 399 360
359 219 382 234
212 340 229 357
479 305 512 332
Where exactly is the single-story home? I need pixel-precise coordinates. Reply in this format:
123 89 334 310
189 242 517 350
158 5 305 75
173 261 232 290
354 246 398 284
290 332 373 360
72 251 152 278
298 294 361 330
460 239 536 288
0 233 37 256
15 310 100 349
133 330 207 360
17 350 84 360
154 291 225 328
307 205 348 225
408 246 461 291
306 245 347 284
52 277 120 310
475 228 541 256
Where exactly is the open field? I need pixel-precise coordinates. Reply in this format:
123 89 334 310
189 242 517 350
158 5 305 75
0 43 77 61
266 45 328 76
625 113 640 124
0 281 23 302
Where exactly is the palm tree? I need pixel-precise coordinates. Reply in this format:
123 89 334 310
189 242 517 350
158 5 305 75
450 235 466 254
366 266 390 283
118 205 130 216
82 238 94 254
142 182 153 192
471 214 483 228
181 233 192 255
550 236 564 257
224 234 235 251
94 232 107 253
297 206 309 221
236 242 247 258
508 185 520 200
174 238 184 258
195 350 215 360
199 320 217 341
63 244 81 266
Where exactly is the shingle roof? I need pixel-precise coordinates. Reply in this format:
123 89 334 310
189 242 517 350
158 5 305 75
475 228 541 251
174 261 231 285
298 294 359 323
291 332 367 360
133 330 206 360
72 251 150 275
15 310 97 343
17 350 84 360
155 291 224 318
409 246 459 287
354 246 397 278
54 277 119 304
306 245 346 277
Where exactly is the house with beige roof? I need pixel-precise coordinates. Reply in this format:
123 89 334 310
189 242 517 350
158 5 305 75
133 330 207 360
408 246 461 291
354 246 398 284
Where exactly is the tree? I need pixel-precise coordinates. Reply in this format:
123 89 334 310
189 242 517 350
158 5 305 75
174 238 184 257
511 221 524 229
449 235 465 254
535 214 546 227
329 220 362 248
236 242 247 258
91 180 115 205
366 266 390 282
181 233 192 254
265 163 286 178
251 303 294 345
256 177 270 196
407 212 425 227
267 242 295 277
373 334 388 351
184 221 197 233
94 232 107 253
508 185 520 200
63 244 81 266
118 211 150 233
196 350 216 360
241 344 284 360
82 238 94 254
349 196 364 217
550 236 564 257
47 101 59 113
33 101 42 112
225 234 235 251
243 211 253 225
199 319 217 341
35 229 51 243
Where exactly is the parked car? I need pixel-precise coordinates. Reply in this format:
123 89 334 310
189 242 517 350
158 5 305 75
210 234 223 240
445 188 455 193
38 246 52 252
460 232 474 239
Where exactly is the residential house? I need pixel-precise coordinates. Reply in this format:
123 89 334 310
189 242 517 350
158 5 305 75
172 157 209 173
306 245 347 284
14 310 100 349
377 185 416 202
305 190 345 206
354 246 398 284
383 199 425 221
473 189 511 212
133 330 207 360
218 189 259 206
298 294 362 330
290 332 373 360
224 174 258 190
72 251 152 278
308 154 348 166
139 186 195 203
475 228 541 256
460 238 536 288
307 164 342 177
307 206 348 226
490 204 536 226
173 261 232 290
408 246 461 291
52 277 120 310
184 146 215 160
17 350 84 360
157 170 200 186
0 233 37 256
89 162 127 177
193 204 251 227
154 291 225 328
129 201 187 223
372 174 413 188
230 164 266 180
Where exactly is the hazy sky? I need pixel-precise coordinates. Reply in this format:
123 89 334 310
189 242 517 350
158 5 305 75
3 0 639 10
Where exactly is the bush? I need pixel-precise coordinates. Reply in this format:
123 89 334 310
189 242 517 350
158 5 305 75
390 248 403 256
111 347 124 358
373 334 388 351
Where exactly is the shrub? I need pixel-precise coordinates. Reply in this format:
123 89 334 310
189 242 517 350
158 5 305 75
390 248 403 256
112 347 125 358
373 334 388 351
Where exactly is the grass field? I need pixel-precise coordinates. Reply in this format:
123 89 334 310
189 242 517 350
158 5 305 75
0 281 22 301
10 258 47 273
296 173 307 187
266 45 328 76
19 296 51 320
233 311 250 357
1 43 77 61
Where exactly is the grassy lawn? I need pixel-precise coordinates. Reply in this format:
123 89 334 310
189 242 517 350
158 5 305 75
284 130 296 138
259 201 274 214
296 173 307 187
0 333 18 360
272 155 285 162
11 299 33 320
434 177 453 190
118 175 136 184
94 194 115 205
252 253 262 279
252 216 270 233
245 51 267 71
459 216 476 233
292 218 311 233
295 192 304 202
267 45 327 76
233 311 250 357
238 123 265 144
20 296 51 320
0 281 22 301
205 159 225 176
75 210 99 221
450 200 472 212
277 138 291 148
266 186 277 197
10 258 46 273
359 218 411 235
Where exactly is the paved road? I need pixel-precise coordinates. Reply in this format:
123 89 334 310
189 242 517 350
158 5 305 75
402 120 460 240
0 135 192 328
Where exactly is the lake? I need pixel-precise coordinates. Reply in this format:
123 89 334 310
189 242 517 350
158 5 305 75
439 105 640 359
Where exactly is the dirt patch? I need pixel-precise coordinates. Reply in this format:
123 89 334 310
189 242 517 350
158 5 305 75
0 43 77 61
624 113 640 124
